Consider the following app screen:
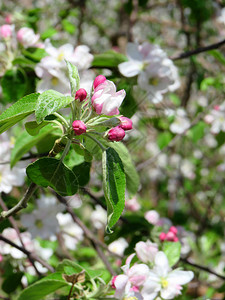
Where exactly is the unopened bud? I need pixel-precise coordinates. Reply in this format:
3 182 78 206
75 88 87 102
72 120 87 135
166 231 176 241
119 116 133 130
159 232 166 241
0 25 12 38
169 226 178 235
93 75 106 89
108 126 125 142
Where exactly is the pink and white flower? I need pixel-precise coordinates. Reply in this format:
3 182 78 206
17 27 40 48
135 240 158 263
114 253 149 299
142 252 194 300
92 79 126 115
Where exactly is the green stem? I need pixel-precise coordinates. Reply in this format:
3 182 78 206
53 112 69 128
70 101 76 122
60 139 71 162
84 133 106 151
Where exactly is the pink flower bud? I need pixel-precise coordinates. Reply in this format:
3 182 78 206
119 116 133 131
169 226 178 235
108 126 125 142
17 27 40 48
75 88 87 102
0 25 12 38
111 276 117 289
72 120 87 135
214 105 220 111
166 231 176 241
93 75 106 89
173 237 179 242
159 232 166 241
5 15 12 24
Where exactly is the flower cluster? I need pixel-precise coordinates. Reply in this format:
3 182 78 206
71 74 132 142
112 240 194 300
35 40 94 94
204 103 225 134
118 42 180 103
160 226 179 242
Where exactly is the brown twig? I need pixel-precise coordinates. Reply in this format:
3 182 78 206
0 234 54 272
55 193 117 275
181 258 225 280
171 39 225 60
0 196 41 277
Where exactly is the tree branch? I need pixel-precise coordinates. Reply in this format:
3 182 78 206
171 39 225 60
181 258 225 280
0 183 37 221
0 234 54 272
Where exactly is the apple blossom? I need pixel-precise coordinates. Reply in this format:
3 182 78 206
108 238 128 256
93 75 106 89
21 195 64 239
72 120 87 135
142 251 194 300
170 108 190 134
135 240 158 263
144 210 160 225
90 205 107 230
91 80 126 115
114 253 149 299
17 27 40 48
0 24 13 38
125 197 140 211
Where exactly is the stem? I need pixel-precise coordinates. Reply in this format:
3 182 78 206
84 133 107 151
60 139 71 162
67 283 75 300
53 112 69 129
0 183 37 221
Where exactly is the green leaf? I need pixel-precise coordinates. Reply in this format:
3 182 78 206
16 279 69 300
65 61 80 97
26 157 78 196
0 93 39 134
2 272 23 294
25 121 49 136
72 162 91 186
157 132 173 150
22 47 48 62
188 121 206 143
163 241 181 267
62 19 76 34
12 57 35 67
92 50 127 68
1 69 27 102
102 147 126 232
41 28 57 40
110 143 139 195
35 90 74 123
209 50 225 66
11 125 56 167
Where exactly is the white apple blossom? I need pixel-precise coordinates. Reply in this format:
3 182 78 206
141 251 194 300
56 212 83 250
21 195 64 239
35 40 93 94
144 210 160 225
17 27 40 48
108 238 128 256
0 228 34 259
204 103 225 134
135 240 158 263
118 42 180 103
90 205 107 230
170 108 190 134
0 133 26 193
